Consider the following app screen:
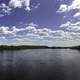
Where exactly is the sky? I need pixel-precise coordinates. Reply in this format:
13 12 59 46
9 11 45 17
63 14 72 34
0 0 80 46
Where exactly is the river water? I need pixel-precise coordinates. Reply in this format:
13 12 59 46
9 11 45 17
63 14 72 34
0 49 80 80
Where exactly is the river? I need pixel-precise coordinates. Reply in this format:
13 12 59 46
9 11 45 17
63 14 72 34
0 49 80 80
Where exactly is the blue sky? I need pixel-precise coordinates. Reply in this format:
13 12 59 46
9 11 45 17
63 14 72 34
0 0 80 46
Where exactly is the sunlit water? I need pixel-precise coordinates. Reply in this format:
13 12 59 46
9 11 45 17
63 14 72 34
0 49 80 80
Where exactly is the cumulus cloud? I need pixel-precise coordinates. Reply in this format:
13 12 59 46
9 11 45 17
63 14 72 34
0 3 12 16
57 0 80 13
1 23 80 46
60 21 80 31
0 0 31 17
0 0 40 17
9 0 31 11
0 26 10 34
57 4 68 13
74 12 80 17
68 0 80 10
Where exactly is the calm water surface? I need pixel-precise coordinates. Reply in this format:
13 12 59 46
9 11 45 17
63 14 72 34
0 49 80 80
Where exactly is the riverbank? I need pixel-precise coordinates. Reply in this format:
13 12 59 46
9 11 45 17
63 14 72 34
0 45 49 50
0 45 80 50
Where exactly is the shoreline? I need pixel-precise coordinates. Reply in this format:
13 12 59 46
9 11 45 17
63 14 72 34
0 45 80 50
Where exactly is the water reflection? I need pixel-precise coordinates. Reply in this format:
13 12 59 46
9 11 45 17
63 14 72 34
0 49 80 80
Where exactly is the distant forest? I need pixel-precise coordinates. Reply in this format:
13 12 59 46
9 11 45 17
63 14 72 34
0 45 80 50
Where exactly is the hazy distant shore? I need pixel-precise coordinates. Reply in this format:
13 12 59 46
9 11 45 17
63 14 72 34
0 45 80 50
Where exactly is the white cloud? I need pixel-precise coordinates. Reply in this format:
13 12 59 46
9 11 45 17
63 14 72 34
0 3 12 16
0 0 41 17
0 23 80 45
74 12 80 17
57 0 80 13
9 0 31 11
68 0 80 10
0 23 80 46
57 4 68 13
12 26 26 34
60 21 80 31
0 14 4 17
33 3 40 9
0 26 10 34
0 0 30 17
9 0 23 8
